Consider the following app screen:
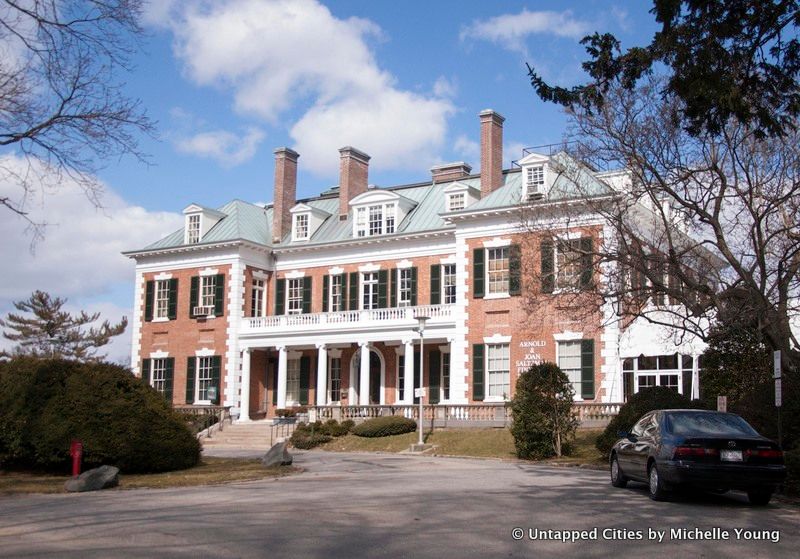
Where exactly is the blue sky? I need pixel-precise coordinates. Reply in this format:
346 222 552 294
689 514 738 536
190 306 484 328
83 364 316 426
0 0 659 361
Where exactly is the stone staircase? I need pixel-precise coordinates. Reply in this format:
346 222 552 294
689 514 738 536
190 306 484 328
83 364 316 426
201 420 296 450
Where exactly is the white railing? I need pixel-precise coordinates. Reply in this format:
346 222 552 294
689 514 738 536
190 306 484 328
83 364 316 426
244 304 454 332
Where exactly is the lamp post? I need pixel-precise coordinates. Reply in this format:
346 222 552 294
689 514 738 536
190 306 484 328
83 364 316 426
414 314 430 447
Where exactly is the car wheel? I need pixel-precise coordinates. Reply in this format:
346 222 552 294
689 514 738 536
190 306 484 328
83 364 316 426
747 489 773 506
648 462 669 501
610 454 628 488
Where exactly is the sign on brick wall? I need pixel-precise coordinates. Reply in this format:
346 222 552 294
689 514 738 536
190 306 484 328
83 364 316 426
516 340 546 374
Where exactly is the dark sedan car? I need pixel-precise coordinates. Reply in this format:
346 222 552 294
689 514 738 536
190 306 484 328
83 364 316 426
609 409 786 505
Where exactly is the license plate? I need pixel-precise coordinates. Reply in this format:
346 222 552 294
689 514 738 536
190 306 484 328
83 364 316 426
721 450 743 462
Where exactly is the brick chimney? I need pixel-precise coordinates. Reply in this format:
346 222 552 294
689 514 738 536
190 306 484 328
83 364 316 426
479 109 504 197
272 147 299 243
430 161 472 184
339 146 370 218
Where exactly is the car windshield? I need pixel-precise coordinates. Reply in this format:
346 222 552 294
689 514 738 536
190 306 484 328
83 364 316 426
666 412 759 437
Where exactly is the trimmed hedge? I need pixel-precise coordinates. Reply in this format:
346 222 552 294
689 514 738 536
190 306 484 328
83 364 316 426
351 416 417 438
290 431 332 449
289 419 353 449
597 386 702 456
0 357 200 473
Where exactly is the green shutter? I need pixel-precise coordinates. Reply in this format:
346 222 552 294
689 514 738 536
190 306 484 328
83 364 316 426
581 339 595 400
322 275 329 312
211 355 221 405
299 355 311 405
429 349 441 404
142 358 152 384
473 248 485 298
338 274 346 309
390 270 397 307
186 357 196 404
580 237 593 289
302 277 312 313
275 278 285 315
472 344 485 401
214 274 225 316
144 281 154 321
168 279 178 319
430 264 441 305
271 359 278 405
190 276 199 317
164 358 174 403
509 244 522 296
377 270 388 308
413 350 421 404
348 272 358 310
541 239 554 294
410 267 418 306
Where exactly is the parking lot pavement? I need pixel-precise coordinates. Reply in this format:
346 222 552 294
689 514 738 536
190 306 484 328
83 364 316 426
0 450 797 558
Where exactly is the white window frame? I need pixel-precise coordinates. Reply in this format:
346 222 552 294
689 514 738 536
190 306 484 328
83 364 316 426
287 278 303 315
329 274 343 312
200 275 216 308
356 207 367 238
151 358 167 393
293 213 309 241
557 340 583 400
555 239 582 290
397 354 406 402
328 357 342 404
195 356 214 403
486 343 510 400
187 213 201 244
487 247 510 295
526 165 545 198
441 351 451 401
355 203 397 237
154 280 170 320
361 272 379 310
398 268 412 307
442 264 456 304
286 358 300 404
448 192 465 212
251 279 265 317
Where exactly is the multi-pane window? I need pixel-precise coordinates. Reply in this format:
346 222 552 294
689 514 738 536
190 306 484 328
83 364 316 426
287 278 303 315
187 214 201 243
200 275 216 308
526 165 545 197
330 275 343 312
294 214 309 240
442 352 450 400
487 344 510 398
487 247 510 294
362 272 379 310
558 341 583 397
355 203 396 237
398 268 412 307
155 280 170 319
328 358 341 403
448 193 465 211
556 239 582 289
250 279 264 317
151 358 167 393
286 359 300 403
443 264 456 304
397 355 405 402
197 357 214 401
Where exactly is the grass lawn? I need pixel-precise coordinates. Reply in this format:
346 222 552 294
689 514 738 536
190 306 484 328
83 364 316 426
319 428 606 466
0 457 297 496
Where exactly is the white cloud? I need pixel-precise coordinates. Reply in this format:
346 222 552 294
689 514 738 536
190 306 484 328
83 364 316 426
453 134 479 161
504 141 528 168
461 9 592 55
175 127 265 167
0 154 182 302
157 0 454 176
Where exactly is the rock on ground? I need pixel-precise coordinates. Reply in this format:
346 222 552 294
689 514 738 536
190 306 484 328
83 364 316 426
262 442 293 467
64 465 120 493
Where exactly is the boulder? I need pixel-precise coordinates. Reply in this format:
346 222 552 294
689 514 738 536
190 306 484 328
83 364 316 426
64 465 120 493
262 441 293 467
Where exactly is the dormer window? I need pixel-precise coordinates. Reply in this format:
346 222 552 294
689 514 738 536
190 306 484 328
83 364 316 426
526 165 545 198
293 213 309 241
448 192 465 211
187 214 201 244
357 203 396 237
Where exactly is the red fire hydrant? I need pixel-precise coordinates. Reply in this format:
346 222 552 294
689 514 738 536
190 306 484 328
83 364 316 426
70 440 83 477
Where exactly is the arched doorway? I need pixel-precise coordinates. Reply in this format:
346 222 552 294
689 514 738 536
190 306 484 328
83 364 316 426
350 346 385 405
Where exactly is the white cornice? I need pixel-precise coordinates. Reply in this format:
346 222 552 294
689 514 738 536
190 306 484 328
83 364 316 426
123 239 270 260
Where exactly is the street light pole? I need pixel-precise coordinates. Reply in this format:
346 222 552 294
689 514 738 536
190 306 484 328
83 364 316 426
415 315 430 447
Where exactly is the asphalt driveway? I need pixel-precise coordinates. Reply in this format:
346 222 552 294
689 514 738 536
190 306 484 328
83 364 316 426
0 450 797 558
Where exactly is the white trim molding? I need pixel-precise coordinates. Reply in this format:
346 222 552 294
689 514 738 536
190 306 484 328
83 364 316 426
199 267 219 276
554 331 584 341
149 350 170 359
482 237 511 248
154 272 173 281
285 270 306 279
483 334 512 344
195 347 216 357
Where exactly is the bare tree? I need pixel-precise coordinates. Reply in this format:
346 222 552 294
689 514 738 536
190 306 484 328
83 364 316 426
519 79 800 376
0 0 152 238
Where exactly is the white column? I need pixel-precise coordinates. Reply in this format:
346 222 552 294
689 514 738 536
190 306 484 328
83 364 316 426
316 343 328 406
239 348 252 422
403 339 414 405
359 342 370 405
691 354 700 400
277 345 288 409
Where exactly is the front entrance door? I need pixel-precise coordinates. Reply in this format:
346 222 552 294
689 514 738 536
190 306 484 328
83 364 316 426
369 351 381 404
